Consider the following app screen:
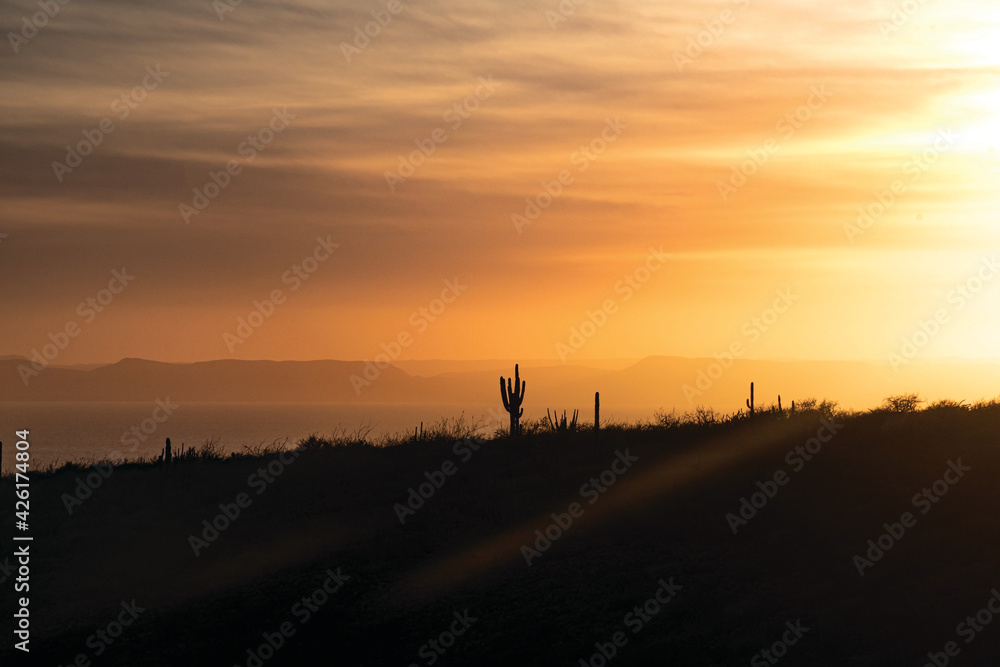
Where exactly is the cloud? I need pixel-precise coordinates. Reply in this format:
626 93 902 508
2 0 1000 362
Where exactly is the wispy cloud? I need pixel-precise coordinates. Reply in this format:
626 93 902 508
2 0 999 362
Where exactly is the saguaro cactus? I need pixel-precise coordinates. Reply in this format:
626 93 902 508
746 382 755 418
500 364 526 436
595 392 600 432
546 409 578 432
164 437 172 465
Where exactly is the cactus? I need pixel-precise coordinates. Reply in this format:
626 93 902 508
595 392 600 432
546 408 578 433
746 382 755 418
500 364 526 437
778 395 782 413
164 437 172 465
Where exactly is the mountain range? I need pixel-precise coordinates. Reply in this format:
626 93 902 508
2 355 998 414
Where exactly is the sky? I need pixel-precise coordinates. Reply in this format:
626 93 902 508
1 0 999 365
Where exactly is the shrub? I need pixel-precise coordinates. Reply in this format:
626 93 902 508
925 399 968 412
297 433 335 451
877 394 923 413
653 408 682 429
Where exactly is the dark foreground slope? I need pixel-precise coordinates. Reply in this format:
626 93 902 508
2 407 999 665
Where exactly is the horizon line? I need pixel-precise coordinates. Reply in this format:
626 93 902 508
7 354 1000 368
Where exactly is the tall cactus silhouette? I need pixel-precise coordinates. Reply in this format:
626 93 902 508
594 392 600 432
159 437 172 466
746 382 755 418
500 364 526 436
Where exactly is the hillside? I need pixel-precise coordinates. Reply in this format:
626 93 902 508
2 405 999 665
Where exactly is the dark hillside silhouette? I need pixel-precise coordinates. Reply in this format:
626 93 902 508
4 396 1000 665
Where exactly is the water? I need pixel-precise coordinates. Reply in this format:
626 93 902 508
0 402 658 472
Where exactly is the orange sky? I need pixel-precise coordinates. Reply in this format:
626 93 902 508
1 0 999 365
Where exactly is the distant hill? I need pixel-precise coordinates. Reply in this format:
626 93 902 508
392 358 640 377
0 358 417 403
1 355 998 411
0 355 107 370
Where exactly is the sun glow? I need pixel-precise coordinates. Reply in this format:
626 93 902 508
956 87 1000 151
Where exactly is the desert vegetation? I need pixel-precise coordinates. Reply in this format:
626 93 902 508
3 390 1000 665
